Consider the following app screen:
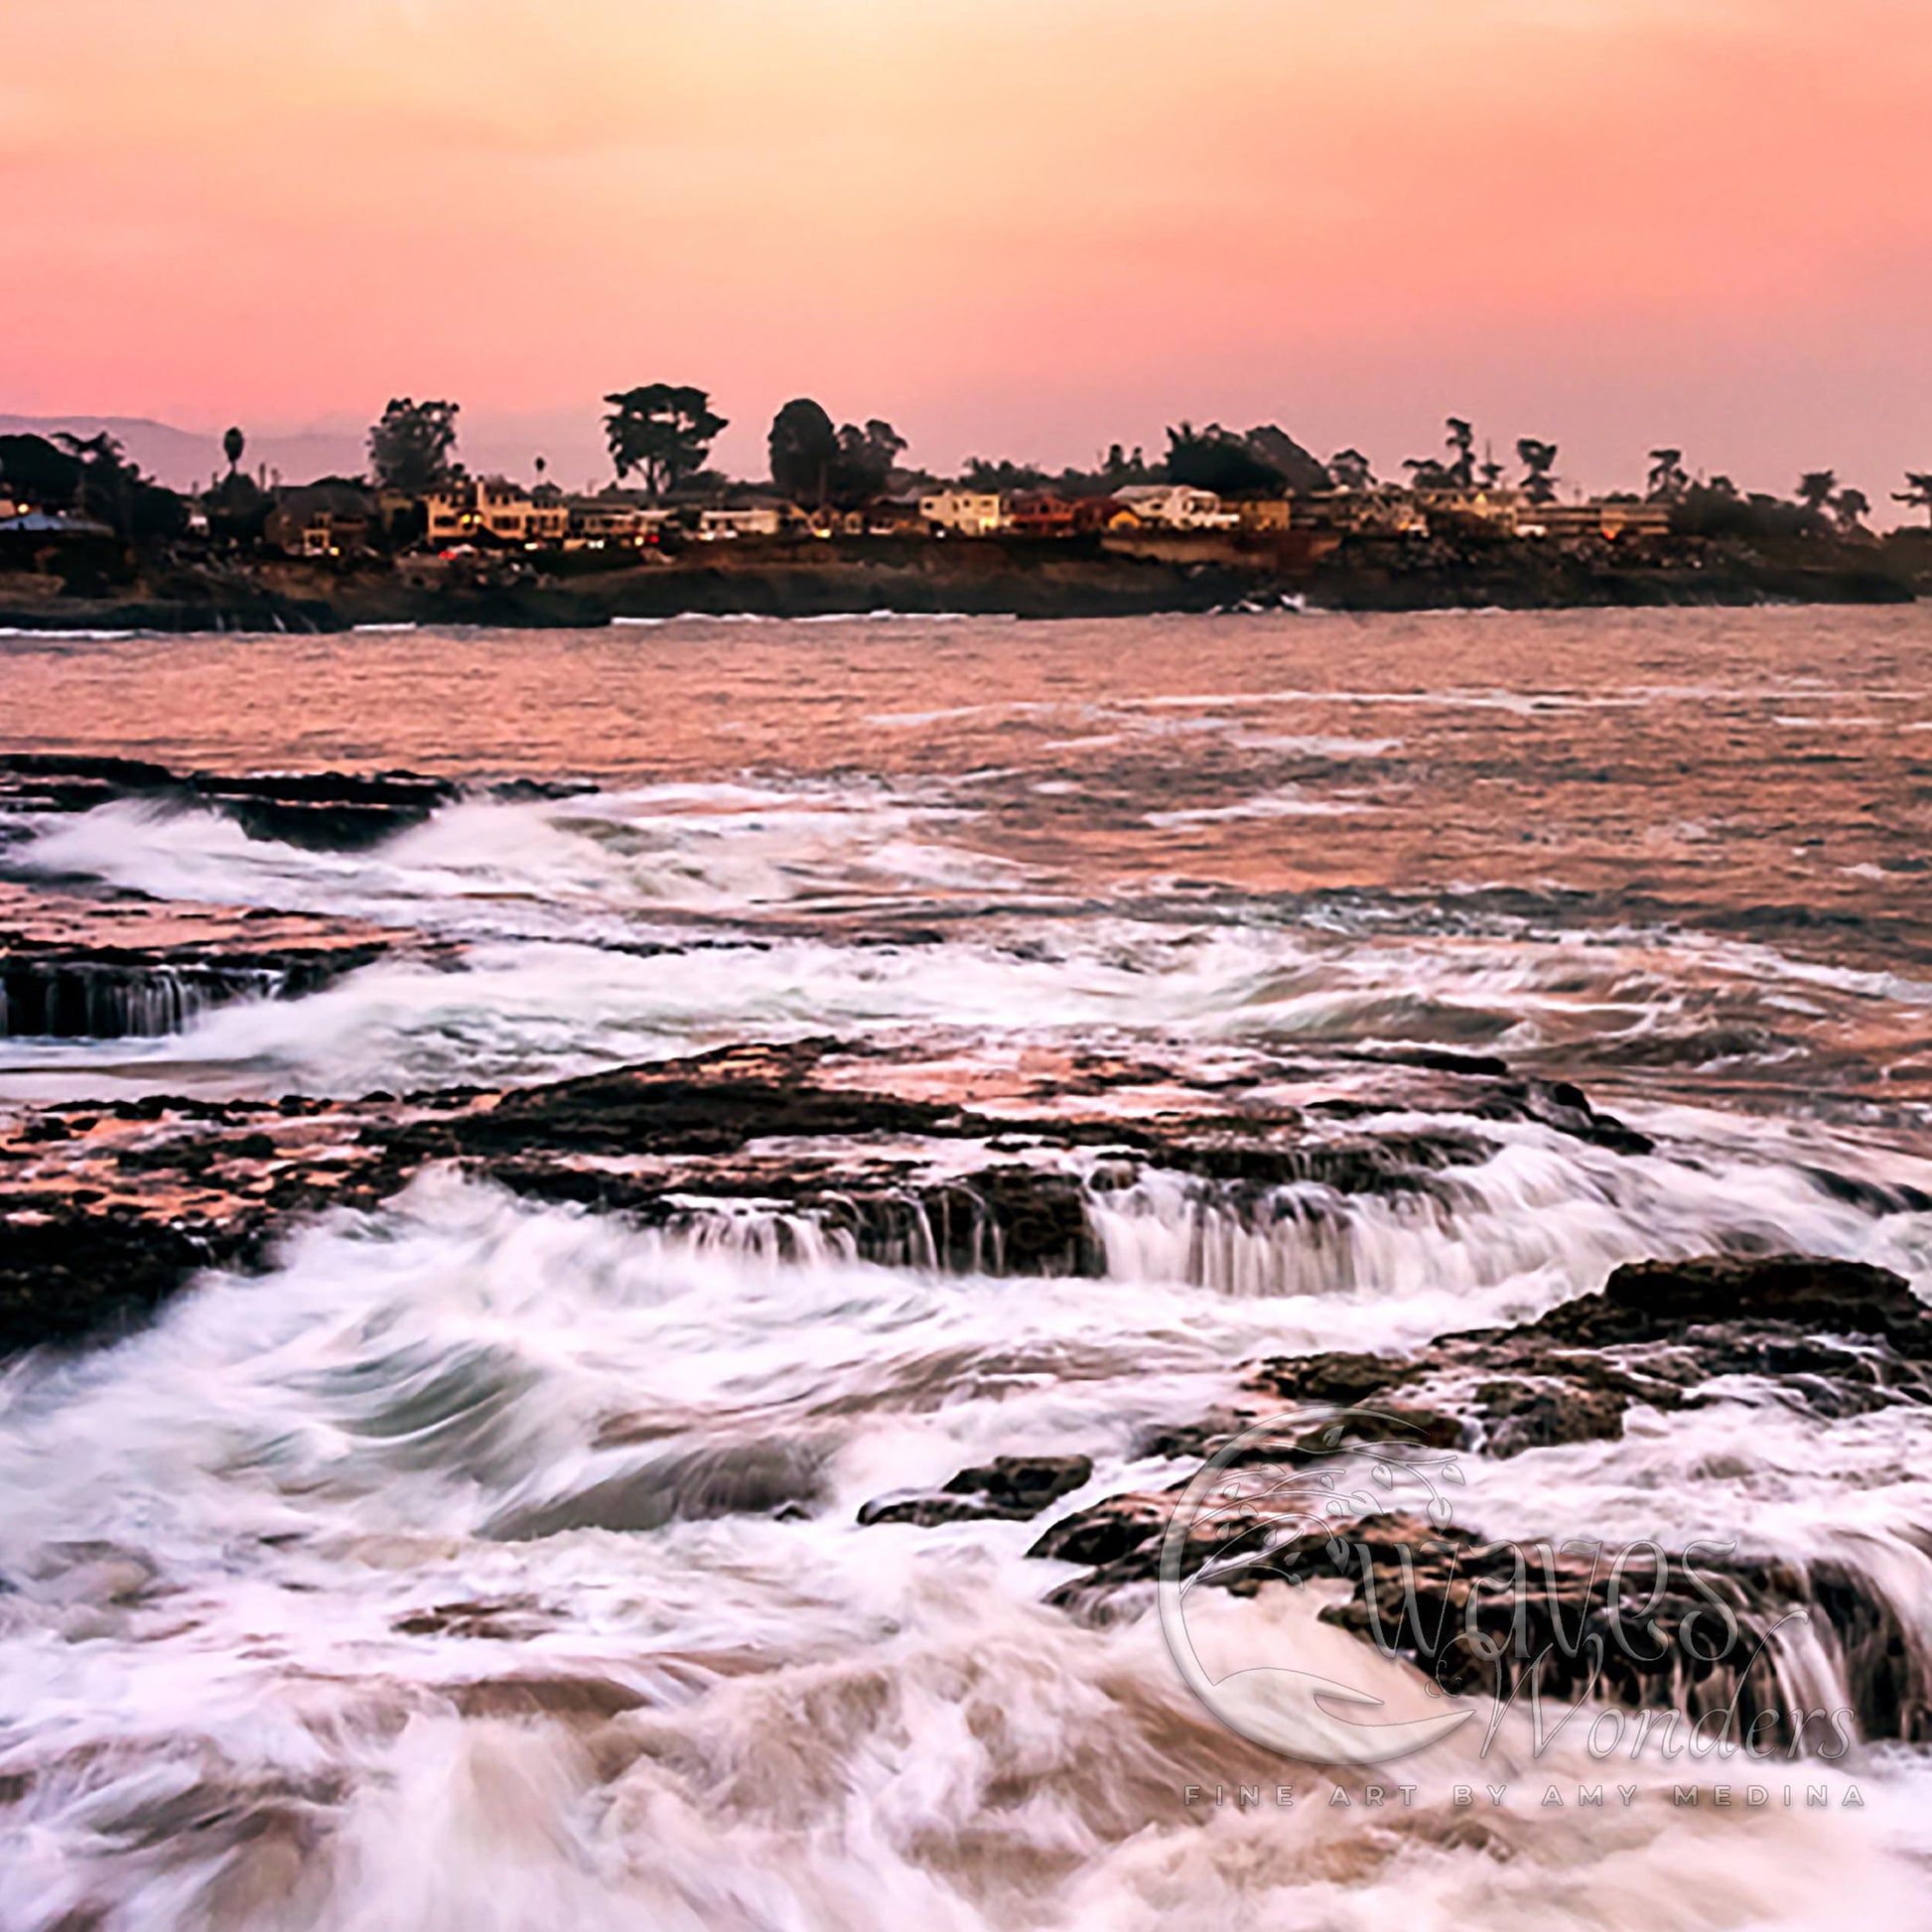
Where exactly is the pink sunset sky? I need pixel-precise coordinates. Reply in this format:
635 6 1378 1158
5 0 1929 502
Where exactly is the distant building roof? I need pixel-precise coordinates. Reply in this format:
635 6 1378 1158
1113 483 1222 503
0 509 113 536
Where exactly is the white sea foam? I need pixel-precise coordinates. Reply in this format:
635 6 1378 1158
5 860 1925 1103
1145 790 1368 826
14 783 1030 939
2 1173 1930 1928
0 626 141 640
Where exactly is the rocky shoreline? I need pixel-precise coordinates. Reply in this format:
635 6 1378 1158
0 1035 1649 1353
0 881 411 1042
1 530 1923 632
4 1028 1926 1750
5 745 1932 1771
0 758 575 1041
864 1247 1932 1752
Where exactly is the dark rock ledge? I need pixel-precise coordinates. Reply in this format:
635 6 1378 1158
1244 1252 1932 1458
858 1455 1094 1527
0 882 429 1040
867 1254 1932 1752
0 1040 1658 1356
0 755 463 852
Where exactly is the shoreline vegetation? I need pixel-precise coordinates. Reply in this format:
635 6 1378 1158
3 395 1928 630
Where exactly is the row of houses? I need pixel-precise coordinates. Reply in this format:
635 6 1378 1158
261 476 1674 559
918 484 1673 542
264 481 782 558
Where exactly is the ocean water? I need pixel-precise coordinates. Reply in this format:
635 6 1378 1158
4 606 1932 1929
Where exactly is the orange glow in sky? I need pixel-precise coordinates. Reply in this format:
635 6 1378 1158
4 0 1929 495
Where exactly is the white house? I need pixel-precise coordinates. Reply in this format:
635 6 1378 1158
918 489 1005 536
562 499 684 547
1110 484 1238 531
698 506 784 541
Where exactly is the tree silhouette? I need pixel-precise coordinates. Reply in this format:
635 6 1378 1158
1894 474 1932 528
768 399 840 505
962 457 1048 493
831 420 906 505
1244 426 1331 493
605 385 727 499
1445 418 1476 489
1516 439 1560 505
769 402 905 507
1832 487 1870 533
368 399 461 494
0 432 83 505
222 427 245 478
51 431 186 541
1164 423 1286 496
55 431 134 534
1795 471 1838 522
1329 449 1375 491
1646 449 1690 502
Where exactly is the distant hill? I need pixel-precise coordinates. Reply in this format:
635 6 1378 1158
0 416 368 491
0 416 222 489
0 414 609 493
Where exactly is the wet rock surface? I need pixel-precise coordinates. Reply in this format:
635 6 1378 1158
1243 1253 1932 1456
0 1039 1655 1356
0 1207 262 1356
858 1454 1094 1527
0 881 427 1039
0 754 461 851
1046 1500 1930 1750
994 1253 1932 1751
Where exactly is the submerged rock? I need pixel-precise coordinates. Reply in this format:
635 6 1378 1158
487 1438 829 1541
858 1454 1094 1527
0 882 410 1039
0 754 458 851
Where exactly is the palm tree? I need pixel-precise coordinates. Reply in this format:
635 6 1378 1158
1795 471 1838 522
1832 487 1870 534
1445 418 1476 489
1516 439 1560 506
1646 449 1690 503
1895 474 1932 528
222 427 245 477
1328 449 1375 491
